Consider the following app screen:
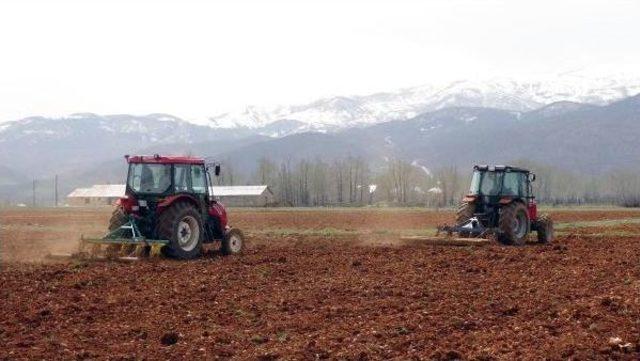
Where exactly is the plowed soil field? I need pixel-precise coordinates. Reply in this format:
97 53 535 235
2 207 640 360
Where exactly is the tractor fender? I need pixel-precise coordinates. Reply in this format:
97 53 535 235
527 199 538 222
503 198 537 221
157 194 201 214
501 198 536 221
208 202 229 230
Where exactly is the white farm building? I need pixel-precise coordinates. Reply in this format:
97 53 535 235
211 185 276 207
67 184 126 206
67 184 276 207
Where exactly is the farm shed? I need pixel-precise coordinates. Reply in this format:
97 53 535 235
67 184 126 206
67 184 275 207
210 185 276 207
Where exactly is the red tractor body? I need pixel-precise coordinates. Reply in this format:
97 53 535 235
101 154 243 259
442 165 553 245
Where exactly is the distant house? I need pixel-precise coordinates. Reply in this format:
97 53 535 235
67 184 275 207
67 184 126 206
210 185 276 207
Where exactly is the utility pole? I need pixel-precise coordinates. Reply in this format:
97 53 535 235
32 178 36 207
54 175 58 207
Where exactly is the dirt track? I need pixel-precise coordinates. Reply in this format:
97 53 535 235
2 208 640 360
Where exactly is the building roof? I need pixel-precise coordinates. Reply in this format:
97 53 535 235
67 184 126 198
127 155 205 165
210 185 271 196
67 184 271 198
474 164 530 173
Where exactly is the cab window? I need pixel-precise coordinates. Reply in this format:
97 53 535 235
191 165 207 194
174 164 190 192
480 172 503 196
503 172 526 197
128 163 171 194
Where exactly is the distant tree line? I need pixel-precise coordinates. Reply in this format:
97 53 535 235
9 157 640 208
214 157 640 207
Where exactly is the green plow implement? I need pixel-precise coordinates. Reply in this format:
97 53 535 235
44 215 169 261
81 215 168 247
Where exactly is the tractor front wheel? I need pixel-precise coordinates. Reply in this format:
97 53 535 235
221 228 244 255
535 214 554 244
157 202 203 260
498 202 529 246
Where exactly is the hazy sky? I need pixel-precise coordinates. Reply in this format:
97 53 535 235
0 0 638 123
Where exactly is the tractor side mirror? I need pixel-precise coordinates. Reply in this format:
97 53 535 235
214 164 221 177
529 173 536 182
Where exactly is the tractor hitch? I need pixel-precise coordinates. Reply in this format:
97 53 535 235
436 217 490 238
399 217 492 247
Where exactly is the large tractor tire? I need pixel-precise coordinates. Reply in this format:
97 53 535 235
456 202 475 224
221 228 244 255
498 202 529 246
109 206 128 231
456 201 476 237
535 214 554 244
157 202 203 260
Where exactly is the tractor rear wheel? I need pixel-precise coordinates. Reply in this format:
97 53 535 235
498 202 529 246
157 202 203 260
221 228 244 255
456 202 475 237
535 214 554 244
456 202 475 224
109 206 127 231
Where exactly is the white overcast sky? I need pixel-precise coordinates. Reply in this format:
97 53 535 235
0 0 638 123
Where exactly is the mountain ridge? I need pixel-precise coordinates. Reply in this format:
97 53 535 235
206 75 640 131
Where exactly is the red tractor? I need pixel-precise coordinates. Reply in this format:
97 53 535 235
439 165 554 245
82 154 244 259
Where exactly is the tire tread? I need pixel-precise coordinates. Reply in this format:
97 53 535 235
498 202 529 246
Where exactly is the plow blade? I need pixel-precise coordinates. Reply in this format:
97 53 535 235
46 252 77 260
77 236 167 260
400 236 491 247
81 237 169 246
45 252 143 262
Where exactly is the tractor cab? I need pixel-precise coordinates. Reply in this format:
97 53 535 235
468 165 534 209
123 155 213 224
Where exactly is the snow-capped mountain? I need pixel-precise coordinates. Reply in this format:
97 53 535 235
0 113 211 145
210 93 640 177
0 113 236 178
207 74 640 132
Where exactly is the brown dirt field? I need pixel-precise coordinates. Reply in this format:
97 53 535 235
546 209 640 223
563 223 640 234
2 207 640 261
2 207 640 360
231 208 640 232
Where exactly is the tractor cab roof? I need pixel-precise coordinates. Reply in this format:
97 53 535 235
474 164 530 173
126 154 205 165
